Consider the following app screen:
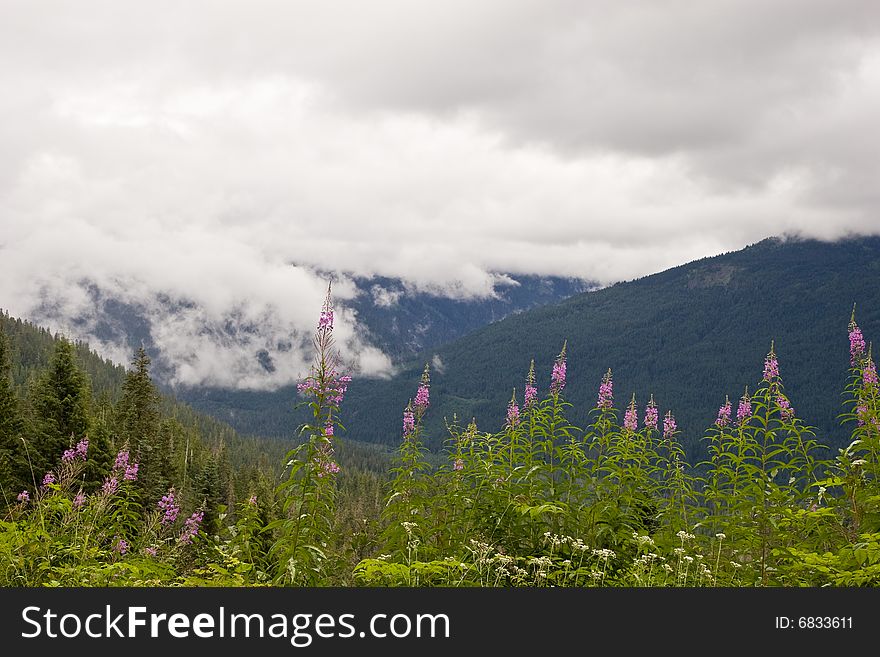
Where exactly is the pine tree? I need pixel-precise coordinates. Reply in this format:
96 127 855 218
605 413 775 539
0 327 28 497
116 347 161 497
29 338 92 479
84 391 115 491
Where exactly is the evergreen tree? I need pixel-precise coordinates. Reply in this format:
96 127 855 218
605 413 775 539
0 327 28 497
84 391 115 491
116 347 161 497
29 338 91 479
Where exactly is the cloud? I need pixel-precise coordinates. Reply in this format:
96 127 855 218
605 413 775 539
2 1 880 388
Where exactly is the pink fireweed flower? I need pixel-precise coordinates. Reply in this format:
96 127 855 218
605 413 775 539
248 494 258 506
73 491 86 509
644 395 659 431
777 395 794 420
42 471 56 486
506 390 520 429
102 476 118 495
524 359 538 406
737 389 752 425
453 458 464 471
849 308 866 365
318 308 333 330
114 450 129 471
145 547 158 557
663 411 677 439
124 462 139 481
63 437 90 463
716 396 732 428
313 441 341 478
624 395 638 432
180 510 204 545
856 403 868 427
864 355 878 385
403 405 415 437
550 342 567 395
158 490 180 525
414 364 431 415
763 344 779 382
597 369 613 409
17 490 29 504
324 422 334 437
114 538 128 555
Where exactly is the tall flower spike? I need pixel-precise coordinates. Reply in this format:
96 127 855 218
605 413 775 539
524 359 538 407
864 344 878 386
402 401 415 438
624 394 638 432
763 341 779 382
644 395 659 431
716 396 732 428
597 368 613 409
737 387 752 425
777 394 794 420
506 389 520 429
414 363 431 415
849 303 866 365
663 410 677 439
550 341 567 395
318 283 334 331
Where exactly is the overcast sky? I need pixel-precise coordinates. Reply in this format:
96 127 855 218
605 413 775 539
2 0 879 388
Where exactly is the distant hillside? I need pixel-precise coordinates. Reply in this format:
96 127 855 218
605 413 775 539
179 237 880 463
346 274 591 360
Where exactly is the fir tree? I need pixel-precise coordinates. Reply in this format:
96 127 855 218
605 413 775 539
116 347 161 497
0 326 28 497
29 338 92 479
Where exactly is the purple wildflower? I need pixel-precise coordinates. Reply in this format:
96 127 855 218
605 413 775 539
506 390 520 429
737 389 752 425
124 462 139 481
114 450 129 471
524 360 538 406
102 476 119 495
73 491 86 509
849 309 866 365
716 396 732 428
624 396 638 432
856 403 868 427
17 490 29 504
145 547 158 557
62 448 76 463
403 406 415 437
114 538 128 555
663 411 677 439
550 342 567 395
75 438 89 459
179 510 204 545
777 395 794 420
644 395 659 431
763 344 779 382
248 494 258 506
324 422 334 437
158 490 180 525
42 471 56 486
453 458 464 471
597 368 613 410
414 364 431 414
313 441 340 478
864 356 878 386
